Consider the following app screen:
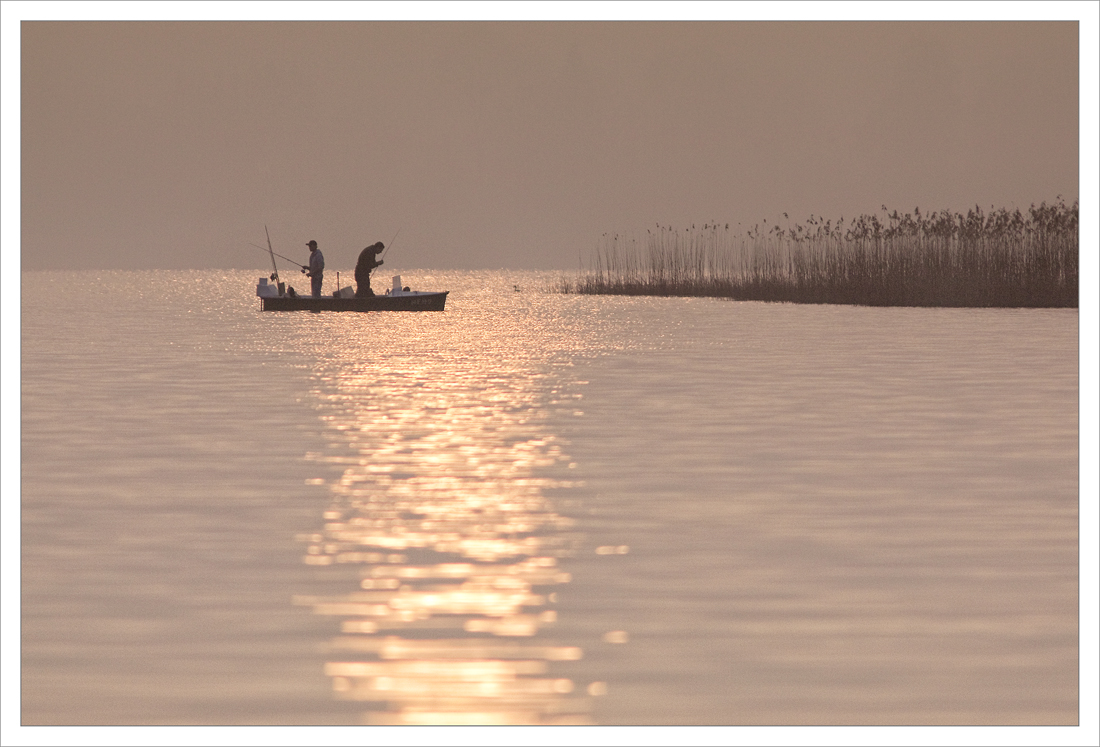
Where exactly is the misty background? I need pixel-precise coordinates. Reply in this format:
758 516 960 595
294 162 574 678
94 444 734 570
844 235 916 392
18 20 1081 272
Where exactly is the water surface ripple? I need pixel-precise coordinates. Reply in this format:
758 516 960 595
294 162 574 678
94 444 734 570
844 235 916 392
20 270 1078 725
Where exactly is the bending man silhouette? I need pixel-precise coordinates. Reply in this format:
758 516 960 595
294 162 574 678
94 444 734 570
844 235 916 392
355 242 385 297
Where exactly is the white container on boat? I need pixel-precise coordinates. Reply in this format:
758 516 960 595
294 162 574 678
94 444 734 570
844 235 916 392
256 278 279 298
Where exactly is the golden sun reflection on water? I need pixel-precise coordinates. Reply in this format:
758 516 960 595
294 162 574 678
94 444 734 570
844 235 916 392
294 332 597 725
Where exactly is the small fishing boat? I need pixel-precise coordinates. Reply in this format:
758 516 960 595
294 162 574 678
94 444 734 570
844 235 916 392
252 226 446 311
257 275 448 312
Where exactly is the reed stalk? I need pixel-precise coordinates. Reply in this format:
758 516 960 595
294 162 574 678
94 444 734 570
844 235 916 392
559 200 1078 308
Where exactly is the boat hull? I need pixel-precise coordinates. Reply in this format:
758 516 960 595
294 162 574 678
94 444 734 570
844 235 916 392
261 291 448 312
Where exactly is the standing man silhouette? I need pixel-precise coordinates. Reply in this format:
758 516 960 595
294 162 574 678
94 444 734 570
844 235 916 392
303 240 324 297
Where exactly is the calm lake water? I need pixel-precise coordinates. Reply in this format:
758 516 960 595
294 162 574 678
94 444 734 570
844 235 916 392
19 270 1080 729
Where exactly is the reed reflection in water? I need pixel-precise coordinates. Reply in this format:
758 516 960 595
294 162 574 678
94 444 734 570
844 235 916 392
292 320 600 725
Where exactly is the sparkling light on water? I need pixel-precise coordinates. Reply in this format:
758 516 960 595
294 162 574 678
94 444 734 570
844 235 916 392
287 277 602 724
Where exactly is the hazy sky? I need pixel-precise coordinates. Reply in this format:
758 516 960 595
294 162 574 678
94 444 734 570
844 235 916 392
13 11 1088 272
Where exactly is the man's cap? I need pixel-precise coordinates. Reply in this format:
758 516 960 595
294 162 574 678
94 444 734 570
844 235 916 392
306 240 318 248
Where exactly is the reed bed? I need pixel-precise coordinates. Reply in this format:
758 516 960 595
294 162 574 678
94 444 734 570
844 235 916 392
560 200 1078 307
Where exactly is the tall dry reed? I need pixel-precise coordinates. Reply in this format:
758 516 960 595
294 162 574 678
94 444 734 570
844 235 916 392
561 200 1078 307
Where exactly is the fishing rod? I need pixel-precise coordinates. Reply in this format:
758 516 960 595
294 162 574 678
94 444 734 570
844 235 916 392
380 227 401 262
249 241 304 268
263 225 280 287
